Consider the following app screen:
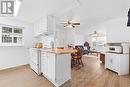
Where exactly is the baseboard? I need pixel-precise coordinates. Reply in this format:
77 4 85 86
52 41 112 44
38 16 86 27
0 64 29 71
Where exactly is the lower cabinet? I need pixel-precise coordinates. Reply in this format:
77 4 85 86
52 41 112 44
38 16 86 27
105 53 129 75
41 51 71 87
105 53 118 72
29 48 41 75
41 52 48 76
41 52 55 81
47 53 55 82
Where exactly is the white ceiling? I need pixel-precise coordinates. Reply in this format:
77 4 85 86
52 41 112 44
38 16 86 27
8 0 74 23
5 0 128 25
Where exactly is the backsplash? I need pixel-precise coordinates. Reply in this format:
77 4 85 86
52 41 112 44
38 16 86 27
36 35 54 48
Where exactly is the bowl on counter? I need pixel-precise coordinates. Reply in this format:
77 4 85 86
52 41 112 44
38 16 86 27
35 43 43 48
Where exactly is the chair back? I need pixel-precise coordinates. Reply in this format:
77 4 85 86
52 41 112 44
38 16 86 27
76 47 83 57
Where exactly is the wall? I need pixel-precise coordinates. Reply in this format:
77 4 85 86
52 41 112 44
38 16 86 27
74 34 85 46
66 29 75 45
106 17 130 42
83 17 130 51
0 18 35 70
65 29 85 46
54 24 76 47
84 24 106 42
84 24 106 51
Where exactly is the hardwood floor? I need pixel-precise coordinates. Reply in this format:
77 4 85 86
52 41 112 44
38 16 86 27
0 56 130 87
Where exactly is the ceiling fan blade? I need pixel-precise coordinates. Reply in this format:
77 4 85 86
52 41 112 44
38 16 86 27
64 25 67 27
72 25 75 28
60 22 67 24
72 23 80 25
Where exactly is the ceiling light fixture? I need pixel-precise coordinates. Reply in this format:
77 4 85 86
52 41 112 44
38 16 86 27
89 31 105 37
66 24 74 28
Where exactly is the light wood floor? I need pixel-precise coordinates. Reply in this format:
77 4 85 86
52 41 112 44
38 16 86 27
0 56 130 87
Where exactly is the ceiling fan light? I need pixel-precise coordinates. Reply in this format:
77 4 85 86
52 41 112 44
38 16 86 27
67 24 72 28
92 34 98 37
65 24 73 28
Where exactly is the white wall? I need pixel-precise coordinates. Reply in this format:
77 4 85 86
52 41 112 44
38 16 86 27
82 24 106 52
66 29 85 46
84 24 106 45
83 17 130 52
74 34 85 46
106 17 130 42
0 18 35 70
84 24 106 40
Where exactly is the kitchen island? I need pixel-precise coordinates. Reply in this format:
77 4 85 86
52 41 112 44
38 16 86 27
29 48 77 87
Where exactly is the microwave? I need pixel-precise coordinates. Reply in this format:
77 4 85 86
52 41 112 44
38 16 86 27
106 46 123 53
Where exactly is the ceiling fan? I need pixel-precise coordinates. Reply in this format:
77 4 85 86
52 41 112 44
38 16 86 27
89 31 98 37
89 31 104 37
61 20 80 28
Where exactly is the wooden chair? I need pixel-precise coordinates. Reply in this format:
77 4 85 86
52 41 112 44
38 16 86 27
71 47 84 67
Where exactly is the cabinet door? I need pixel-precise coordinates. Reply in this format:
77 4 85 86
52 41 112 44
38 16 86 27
47 53 55 81
29 48 38 73
47 15 54 34
41 52 48 76
105 53 112 69
105 53 119 72
34 20 40 36
29 60 38 73
112 54 119 72
29 48 38 64
33 17 47 36
40 17 47 33
55 30 67 47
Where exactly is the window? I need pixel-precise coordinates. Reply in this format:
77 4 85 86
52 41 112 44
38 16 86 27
0 25 23 46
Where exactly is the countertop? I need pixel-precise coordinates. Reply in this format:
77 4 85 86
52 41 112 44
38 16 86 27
40 48 77 54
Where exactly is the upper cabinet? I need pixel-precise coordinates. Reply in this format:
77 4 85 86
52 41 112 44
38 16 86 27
55 30 67 47
33 15 55 37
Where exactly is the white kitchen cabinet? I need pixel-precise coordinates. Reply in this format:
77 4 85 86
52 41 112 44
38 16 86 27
40 51 71 87
55 54 71 86
47 15 55 34
33 15 55 36
112 54 119 72
41 52 48 76
41 52 55 81
55 30 67 47
47 53 55 82
105 53 129 75
34 17 47 36
29 48 41 75
105 53 118 72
